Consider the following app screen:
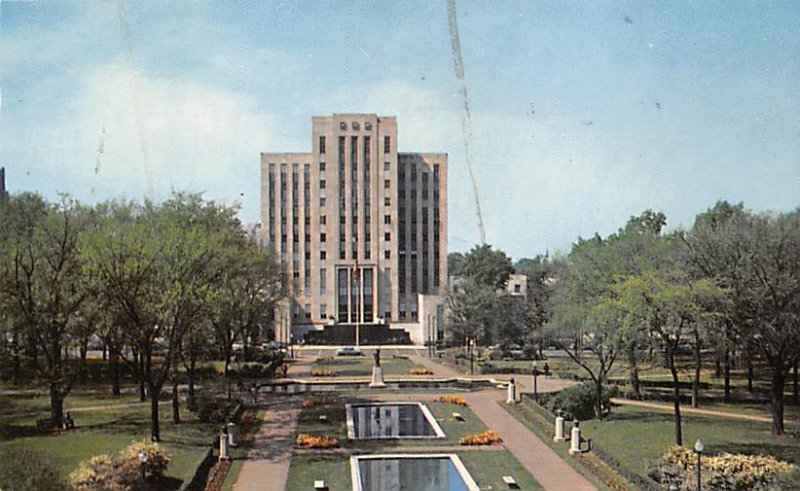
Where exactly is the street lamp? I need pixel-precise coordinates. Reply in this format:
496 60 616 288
532 360 540 403
694 438 704 491
138 451 148 491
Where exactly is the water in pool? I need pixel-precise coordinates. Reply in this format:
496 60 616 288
349 404 439 438
357 457 470 491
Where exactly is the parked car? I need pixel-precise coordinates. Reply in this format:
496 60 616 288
336 346 364 356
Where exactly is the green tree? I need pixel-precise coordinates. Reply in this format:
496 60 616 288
460 244 514 290
0 193 89 428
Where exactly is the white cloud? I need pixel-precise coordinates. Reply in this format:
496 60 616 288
35 60 302 220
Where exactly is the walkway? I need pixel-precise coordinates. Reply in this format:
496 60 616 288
612 397 773 423
232 355 314 491
409 355 595 490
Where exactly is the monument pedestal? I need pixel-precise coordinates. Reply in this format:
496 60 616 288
369 366 387 388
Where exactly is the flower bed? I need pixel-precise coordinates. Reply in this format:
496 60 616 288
310 369 335 377
410 367 433 375
439 395 468 406
459 430 503 446
295 433 339 449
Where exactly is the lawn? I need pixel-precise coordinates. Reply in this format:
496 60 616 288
287 451 542 491
581 404 800 485
312 356 426 377
0 403 217 489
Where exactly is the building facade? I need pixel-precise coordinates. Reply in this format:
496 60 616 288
260 114 447 343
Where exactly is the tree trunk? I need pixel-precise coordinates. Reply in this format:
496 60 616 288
723 348 732 403
149 383 161 441
225 350 232 401
243 337 250 362
109 344 121 396
79 340 88 383
595 379 604 420
692 329 701 408
11 328 21 384
668 351 683 446
627 343 641 399
793 359 798 406
770 366 787 435
187 352 197 410
139 354 147 402
714 357 722 378
747 352 754 393
102 337 107 361
171 356 180 424
50 384 65 430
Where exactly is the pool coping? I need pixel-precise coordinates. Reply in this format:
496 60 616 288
345 402 446 439
349 453 481 491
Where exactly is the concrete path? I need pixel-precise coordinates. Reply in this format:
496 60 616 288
408 355 596 490
612 397 773 423
233 355 314 491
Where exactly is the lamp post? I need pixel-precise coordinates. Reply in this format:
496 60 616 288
694 438 704 490
532 360 540 402
138 451 148 491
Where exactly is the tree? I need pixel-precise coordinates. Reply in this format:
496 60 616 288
84 194 228 440
0 193 89 428
460 244 514 290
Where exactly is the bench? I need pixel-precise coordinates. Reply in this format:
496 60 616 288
314 480 327 490
452 412 464 421
502 475 519 488
319 415 328 423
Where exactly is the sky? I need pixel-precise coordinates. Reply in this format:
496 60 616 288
1 1 798 260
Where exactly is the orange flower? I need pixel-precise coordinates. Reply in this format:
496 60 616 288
459 430 502 446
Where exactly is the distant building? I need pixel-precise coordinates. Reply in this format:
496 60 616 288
0 167 7 206
260 114 447 345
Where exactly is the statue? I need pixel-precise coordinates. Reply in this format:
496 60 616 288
373 348 381 367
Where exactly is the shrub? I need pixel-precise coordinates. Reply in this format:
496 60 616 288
68 441 171 490
311 369 335 377
295 433 339 449
117 440 171 480
648 445 794 490
459 430 502 446
546 381 612 421
410 367 433 375
438 395 468 406
194 394 238 423
0 446 65 491
302 396 334 408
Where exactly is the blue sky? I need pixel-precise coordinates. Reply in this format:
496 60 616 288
1 1 798 259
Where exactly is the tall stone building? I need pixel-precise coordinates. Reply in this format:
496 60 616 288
260 114 447 344
0 167 7 207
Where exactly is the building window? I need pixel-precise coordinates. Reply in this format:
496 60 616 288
384 214 391 224
384 232 391 241
339 121 347 130
319 136 326 154
319 179 326 189
384 197 390 206
384 250 391 259
320 233 326 242
365 122 372 131
384 179 390 189
320 303 327 318
320 162 326 172
320 251 327 260
384 161 390 171
320 215 327 225
320 268 326 293
320 196 326 207
384 136 391 153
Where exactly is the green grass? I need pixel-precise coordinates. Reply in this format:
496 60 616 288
0 403 217 489
312 356 425 377
287 451 542 491
0 392 144 417
581 404 800 485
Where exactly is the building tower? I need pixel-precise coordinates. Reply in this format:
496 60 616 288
260 114 447 344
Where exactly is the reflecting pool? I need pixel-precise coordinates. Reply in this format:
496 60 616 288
351 454 480 491
346 402 445 439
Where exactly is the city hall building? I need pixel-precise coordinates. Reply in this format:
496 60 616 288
260 114 447 345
